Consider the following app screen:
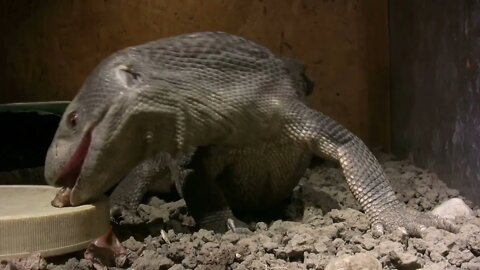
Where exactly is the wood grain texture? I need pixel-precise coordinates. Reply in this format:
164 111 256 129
390 1 480 205
0 0 389 148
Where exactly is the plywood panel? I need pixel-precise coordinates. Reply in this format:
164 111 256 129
0 0 389 148
390 1 480 205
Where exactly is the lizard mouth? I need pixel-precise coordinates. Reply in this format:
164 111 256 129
56 127 93 191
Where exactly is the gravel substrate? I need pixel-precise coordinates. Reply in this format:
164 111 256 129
2 154 480 270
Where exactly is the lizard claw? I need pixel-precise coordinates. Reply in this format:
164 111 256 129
226 218 252 234
371 205 458 238
198 210 252 233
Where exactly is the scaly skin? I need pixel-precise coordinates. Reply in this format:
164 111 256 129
44 32 456 236
109 151 192 218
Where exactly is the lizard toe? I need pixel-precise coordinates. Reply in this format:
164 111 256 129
372 205 459 237
371 222 385 238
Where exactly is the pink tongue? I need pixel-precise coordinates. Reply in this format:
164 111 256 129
57 129 92 188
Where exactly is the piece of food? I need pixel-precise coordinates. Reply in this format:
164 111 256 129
51 186 72 207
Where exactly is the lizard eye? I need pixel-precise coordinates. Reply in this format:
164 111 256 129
67 111 78 128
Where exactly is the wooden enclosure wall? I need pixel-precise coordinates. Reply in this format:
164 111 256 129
390 1 480 205
0 0 389 149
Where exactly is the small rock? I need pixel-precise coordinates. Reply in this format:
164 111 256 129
422 261 452 270
0 253 47 270
256 222 268 230
143 235 163 251
351 235 376 251
248 260 269 270
328 208 358 223
146 196 166 207
235 238 259 256
122 236 144 252
314 241 328 253
262 240 279 252
332 238 345 249
283 240 314 258
284 232 315 256
446 189 460 197
432 198 474 219
168 264 186 270
132 250 174 270
304 252 329 269
447 248 475 266
325 253 381 270
317 223 344 239
467 232 480 256
217 242 236 264
376 240 404 257
423 229 452 257
194 229 217 242
461 262 480 270
389 250 423 270
470 257 480 264
429 251 446 263
409 238 427 254
198 242 220 264
221 231 241 244
138 204 170 222
268 220 297 233
181 255 197 269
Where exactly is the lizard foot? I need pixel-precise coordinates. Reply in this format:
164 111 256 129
110 204 143 224
198 209 251 233
84 226 128 269
371 205 459 238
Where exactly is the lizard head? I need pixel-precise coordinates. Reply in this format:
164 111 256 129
44 48 176 206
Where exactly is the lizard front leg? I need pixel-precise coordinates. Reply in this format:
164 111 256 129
109 153 177 221
287 103 457 236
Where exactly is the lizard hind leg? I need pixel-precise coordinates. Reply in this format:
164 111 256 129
286 103 457 236
180 147 250 233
